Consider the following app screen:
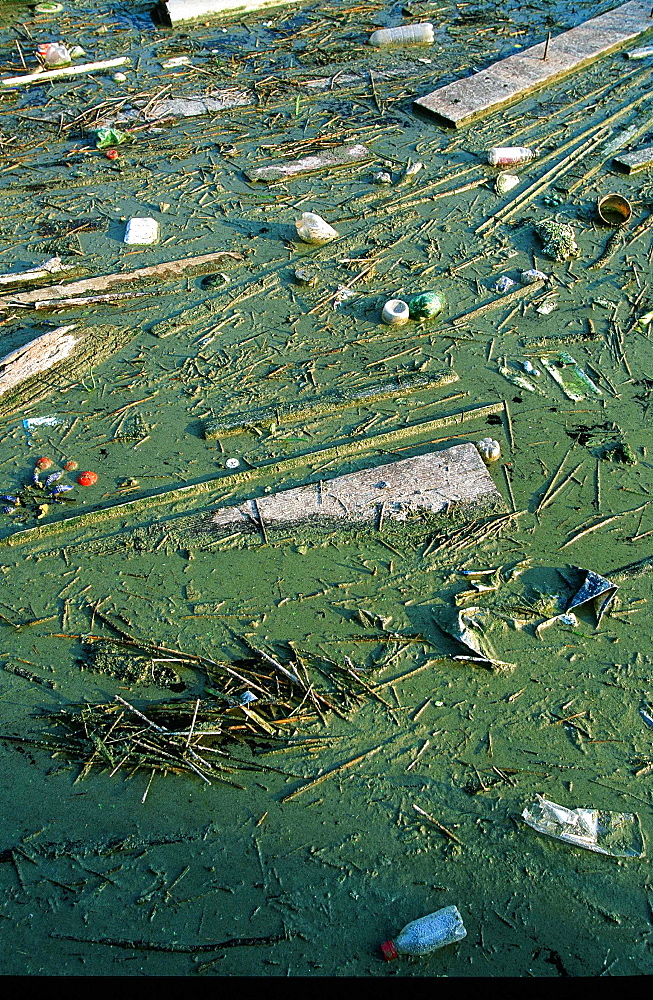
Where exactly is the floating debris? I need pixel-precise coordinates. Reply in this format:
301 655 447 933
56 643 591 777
521 268 548 284
369 23 434 47
381 299 410 325
435 606 514 671
538 352 601 402
493 275 515 293
534 611 578 638
535 220 580 261
408 291 445 320
488 147 534 167
566 568 618 626
476 437 501 463
495 172 520 195
295 212 339 245
522 794 644 858
498 363 545 395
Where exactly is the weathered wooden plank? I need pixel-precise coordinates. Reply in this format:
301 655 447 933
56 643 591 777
414 2 653 127
245 143 372 183
205 444 505 535
613 142 653 172
0 250 242 311
162 0 306 24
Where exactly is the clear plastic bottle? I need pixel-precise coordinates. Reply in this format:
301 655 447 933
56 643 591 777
487 146 535 167
380 905 467 960
369 23 434 47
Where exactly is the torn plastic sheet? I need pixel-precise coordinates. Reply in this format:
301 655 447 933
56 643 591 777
436 606 514 670
539 352 601 402
522 794 644 858
566 568 617 626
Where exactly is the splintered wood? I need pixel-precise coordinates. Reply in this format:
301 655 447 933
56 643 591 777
414 2 653 126
205 444 506 537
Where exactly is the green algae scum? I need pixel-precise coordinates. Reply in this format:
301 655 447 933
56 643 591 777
1 0 653 977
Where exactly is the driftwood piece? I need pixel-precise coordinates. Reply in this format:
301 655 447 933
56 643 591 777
204 444 506 536
245 143 372 183
0 251 243 311
414 2 653 127
162 0 306 23
0 323 136 417
0 257 77 287
204 369 460 439
2 57 129 88
613 142 653 172
0 325 78 397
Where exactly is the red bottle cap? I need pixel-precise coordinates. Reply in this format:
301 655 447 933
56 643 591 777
35 456 53 470
77 471 98 486
380 939 398 961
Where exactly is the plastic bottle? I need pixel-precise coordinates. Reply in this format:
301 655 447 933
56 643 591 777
487 146 534 167
36 42 71 67
369 23 434 47
381 905 467 960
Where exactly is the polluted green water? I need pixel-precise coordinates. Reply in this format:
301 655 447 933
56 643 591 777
0 0 653 977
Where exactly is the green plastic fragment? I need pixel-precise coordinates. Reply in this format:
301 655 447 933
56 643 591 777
35 2 63 11
95 127 130 149
408 291 445 320
539 351 601 402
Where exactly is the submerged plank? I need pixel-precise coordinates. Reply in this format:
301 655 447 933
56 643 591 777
245 143 372 182
205 444 506 535
414 2 653 127
162 0 306 23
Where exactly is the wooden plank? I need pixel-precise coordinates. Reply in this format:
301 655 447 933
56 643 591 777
206 444 506 536
414 2 653 128
0 250 242 311
613 142 653 172
163 0 306 23
245 143 372 183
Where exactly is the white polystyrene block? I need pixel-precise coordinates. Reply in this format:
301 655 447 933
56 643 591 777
124 217 159 245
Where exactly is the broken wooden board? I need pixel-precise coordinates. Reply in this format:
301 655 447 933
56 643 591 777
0 323 136 417
613 142 653 172
203 444 506 536
414 2 653 127
245 143 372 183
0 250 242 311
162 0 305 23
204 369 460 439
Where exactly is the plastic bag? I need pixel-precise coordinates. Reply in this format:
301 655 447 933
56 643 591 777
522 794 644 858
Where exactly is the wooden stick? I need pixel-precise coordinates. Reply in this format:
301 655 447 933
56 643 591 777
280 743 383 802
2 57 129 88
412 803 462 845
559 499 651 549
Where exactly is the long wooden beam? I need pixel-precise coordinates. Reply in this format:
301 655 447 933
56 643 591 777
414 2 653 128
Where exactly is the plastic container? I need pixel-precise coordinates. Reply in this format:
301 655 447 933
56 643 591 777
381 299 409 325
487 146 534 167
381 905 467 960
369 23 434 47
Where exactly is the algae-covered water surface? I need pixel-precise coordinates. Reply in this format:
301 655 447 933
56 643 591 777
0 0 653 977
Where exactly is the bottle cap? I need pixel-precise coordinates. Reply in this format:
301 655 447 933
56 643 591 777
380 939 398 961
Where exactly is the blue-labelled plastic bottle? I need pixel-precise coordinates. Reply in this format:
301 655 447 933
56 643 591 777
380 905 467 960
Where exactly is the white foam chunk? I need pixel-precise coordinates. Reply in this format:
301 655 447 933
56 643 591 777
124 217 159 245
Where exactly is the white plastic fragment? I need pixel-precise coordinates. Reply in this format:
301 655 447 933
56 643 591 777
124 218 159 245
521 268 548 284
369 23 434 47
495 171 520 195
225 458 240 469
294 212 339 245
161 56 192 68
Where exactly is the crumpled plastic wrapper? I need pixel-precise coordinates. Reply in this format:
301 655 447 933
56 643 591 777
522 794 644 858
